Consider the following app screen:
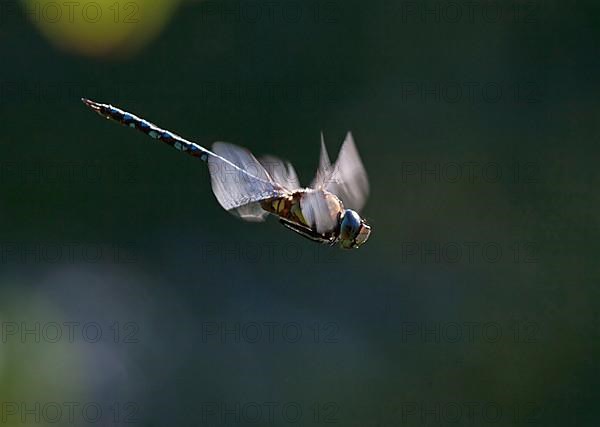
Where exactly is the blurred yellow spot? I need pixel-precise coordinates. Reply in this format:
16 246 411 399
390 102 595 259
21 0 181 57
0 287 88 414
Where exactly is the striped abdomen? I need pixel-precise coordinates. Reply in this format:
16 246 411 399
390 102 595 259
82 98 210 161
261 192 308 226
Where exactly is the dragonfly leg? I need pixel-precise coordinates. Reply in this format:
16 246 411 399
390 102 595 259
279 219 335 245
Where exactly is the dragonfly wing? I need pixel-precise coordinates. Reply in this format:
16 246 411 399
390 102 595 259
323 132 369 212
208 142 286 219
259 155 301 191
233 202 269 222
310 132 333 189
300 190 340 234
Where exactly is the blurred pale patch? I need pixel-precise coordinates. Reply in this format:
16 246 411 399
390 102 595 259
21 0 181 57
0 286 89 420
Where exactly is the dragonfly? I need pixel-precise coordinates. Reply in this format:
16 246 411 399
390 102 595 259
82 99 371 249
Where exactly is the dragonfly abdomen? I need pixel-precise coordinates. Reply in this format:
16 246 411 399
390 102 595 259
261 193 308 226
82 98 210 161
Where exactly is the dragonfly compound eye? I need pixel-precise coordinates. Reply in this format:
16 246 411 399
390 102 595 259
339 209 364 248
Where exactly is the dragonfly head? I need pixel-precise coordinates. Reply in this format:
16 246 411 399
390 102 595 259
338 209 371 249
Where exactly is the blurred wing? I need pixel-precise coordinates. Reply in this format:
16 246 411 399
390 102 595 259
300 190 339 234
208 142 286 221
259 155 301 191
323 132 370 212
233 202 269 222
310 132 333 189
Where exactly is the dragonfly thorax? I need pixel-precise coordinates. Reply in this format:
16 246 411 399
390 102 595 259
261 190 370 248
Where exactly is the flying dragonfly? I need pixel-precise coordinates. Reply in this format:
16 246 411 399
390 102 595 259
82 99 371 249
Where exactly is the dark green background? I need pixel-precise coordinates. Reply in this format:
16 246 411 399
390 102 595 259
1 0 599 425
